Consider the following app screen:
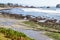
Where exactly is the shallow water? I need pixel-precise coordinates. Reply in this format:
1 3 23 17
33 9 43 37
0 18 16 26
12 28 52 40
1 8 60 20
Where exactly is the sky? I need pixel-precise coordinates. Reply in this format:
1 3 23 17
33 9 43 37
0 0 60 7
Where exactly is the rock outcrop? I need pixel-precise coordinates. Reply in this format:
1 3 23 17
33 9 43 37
56 4 60 8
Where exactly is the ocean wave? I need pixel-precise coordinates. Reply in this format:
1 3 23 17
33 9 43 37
21 8 60 14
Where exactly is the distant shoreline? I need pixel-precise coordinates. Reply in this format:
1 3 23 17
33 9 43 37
0 7 60 14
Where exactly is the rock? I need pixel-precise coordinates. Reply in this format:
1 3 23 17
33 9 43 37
56 4 60 8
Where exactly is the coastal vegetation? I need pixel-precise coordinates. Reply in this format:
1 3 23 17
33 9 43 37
23 21 60 32
23 21 60 40
0 33 11 40
0 27 34 40
45 32 60 40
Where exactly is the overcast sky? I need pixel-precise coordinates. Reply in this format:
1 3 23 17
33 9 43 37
0 0 60 7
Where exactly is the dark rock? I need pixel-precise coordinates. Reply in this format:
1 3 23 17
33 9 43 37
56 4 60 8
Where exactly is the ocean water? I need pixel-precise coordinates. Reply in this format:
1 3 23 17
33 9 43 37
1 8 60 20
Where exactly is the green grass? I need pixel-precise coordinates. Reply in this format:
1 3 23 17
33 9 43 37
23 21 38 28
0 27 34 40
23 21 60 32
45 32 60 40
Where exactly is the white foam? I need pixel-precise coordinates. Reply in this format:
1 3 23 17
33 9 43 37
21 8 60 14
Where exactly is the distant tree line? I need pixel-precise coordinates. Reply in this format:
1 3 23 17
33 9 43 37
0 3 36 8
1 3 60 8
